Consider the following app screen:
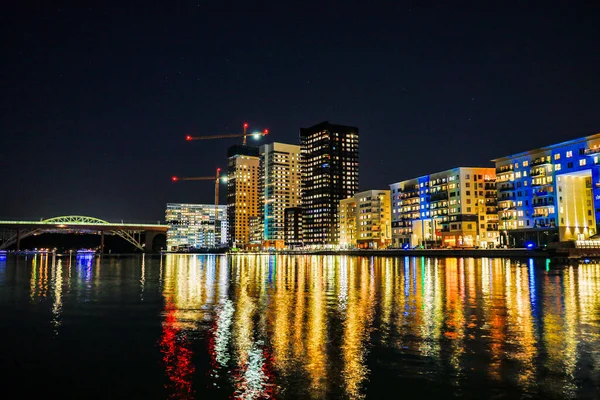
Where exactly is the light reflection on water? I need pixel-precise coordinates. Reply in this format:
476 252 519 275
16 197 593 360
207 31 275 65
1 254 600 399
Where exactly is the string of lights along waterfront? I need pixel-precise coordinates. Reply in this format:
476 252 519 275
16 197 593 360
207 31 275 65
1 253 599 399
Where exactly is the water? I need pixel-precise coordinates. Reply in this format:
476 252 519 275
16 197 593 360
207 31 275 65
1 253 599 399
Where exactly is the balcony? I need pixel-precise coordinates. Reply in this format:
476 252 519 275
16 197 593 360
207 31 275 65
402 192 420 199
496 166 514 173
532 212 550 218
500 216 515 221
430 191 449 202
529 169 547 177
533 188 552 197
485 200 498 207
531 180 551 187
498 183 515 192
484 183 496 190
533 198 555 207
531 158 551 166
584 147 600 156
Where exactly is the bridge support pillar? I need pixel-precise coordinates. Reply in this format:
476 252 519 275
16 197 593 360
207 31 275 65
100 231 105 254
144 231 158 253
16 229 21 252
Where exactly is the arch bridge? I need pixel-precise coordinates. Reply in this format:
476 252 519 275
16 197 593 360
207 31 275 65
0 216 169 252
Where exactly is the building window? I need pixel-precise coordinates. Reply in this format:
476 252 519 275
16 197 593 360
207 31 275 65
566 151 573 158
523 161 529 167
554 154 560 160
580 159 587 166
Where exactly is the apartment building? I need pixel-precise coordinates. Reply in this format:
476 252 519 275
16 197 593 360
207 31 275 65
493 133 600 247
390 167 498 248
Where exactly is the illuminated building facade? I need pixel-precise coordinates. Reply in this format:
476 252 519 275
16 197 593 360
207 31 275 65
259 142 302 247
227 145 260 247
493 133 600 247
339 197 356 248
300 121 359 246
284 207 303 247
248 216 263 244
165 203 227 250
355 190 391 248
390 167 498 249
338 190 391 249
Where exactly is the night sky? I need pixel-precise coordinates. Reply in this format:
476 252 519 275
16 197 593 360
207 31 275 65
2 2 599 222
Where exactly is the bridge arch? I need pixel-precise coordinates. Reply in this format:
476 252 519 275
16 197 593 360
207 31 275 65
0 215 148 251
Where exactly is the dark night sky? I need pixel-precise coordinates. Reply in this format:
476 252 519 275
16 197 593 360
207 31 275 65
2 1 599 222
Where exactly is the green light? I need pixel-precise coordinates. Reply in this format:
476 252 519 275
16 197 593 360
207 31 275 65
545 258 550 271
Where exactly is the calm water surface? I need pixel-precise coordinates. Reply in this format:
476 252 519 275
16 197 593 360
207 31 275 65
1 254 599 399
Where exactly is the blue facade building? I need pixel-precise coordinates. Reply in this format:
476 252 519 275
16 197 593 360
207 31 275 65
492 133 600 247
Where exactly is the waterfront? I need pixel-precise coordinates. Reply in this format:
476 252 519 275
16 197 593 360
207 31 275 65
0 254 599 399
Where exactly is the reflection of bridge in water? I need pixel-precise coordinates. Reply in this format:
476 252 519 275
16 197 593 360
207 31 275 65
0 216 169 252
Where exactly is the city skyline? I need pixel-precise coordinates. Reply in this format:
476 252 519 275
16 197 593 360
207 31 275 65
2 3 599 221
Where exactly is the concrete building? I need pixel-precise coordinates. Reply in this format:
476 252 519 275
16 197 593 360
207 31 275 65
226 145 260 247
338 190 391 249
339 197 357 248
300 121 359 246
284 207 303 247
390 167 498 249
165 203 227 250
356 190 392 248
259 142 302 247
493 133 600 247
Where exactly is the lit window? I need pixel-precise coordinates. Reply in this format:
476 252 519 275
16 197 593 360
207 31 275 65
580 159 587 166
566 151 573 158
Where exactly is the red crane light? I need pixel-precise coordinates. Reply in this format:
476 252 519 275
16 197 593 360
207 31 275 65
185 135 192 141
264 129 269 135
217 168 221 172
172 176 178 182
243 123 249 128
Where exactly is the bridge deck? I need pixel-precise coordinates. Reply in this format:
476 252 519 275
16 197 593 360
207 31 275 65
0 220 169 232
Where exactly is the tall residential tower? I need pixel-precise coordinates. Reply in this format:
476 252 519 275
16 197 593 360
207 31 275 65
259 142 302 247
226 145 260 247
300 121 359 246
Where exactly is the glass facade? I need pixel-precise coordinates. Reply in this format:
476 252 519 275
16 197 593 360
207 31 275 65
165 203 227 250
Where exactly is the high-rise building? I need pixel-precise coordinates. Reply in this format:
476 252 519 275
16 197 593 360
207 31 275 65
259 142 302 246
227 145 260 247
492 133 600 247
165 203 227 250
300 121 359 246
284 207 303 247
389 167 498 249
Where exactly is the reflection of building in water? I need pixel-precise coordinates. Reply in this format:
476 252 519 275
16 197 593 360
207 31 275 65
230 256 275 399
160 254 230 398
541 263 600 397
341 257 375 399
160 299 195 399
50 255 64 334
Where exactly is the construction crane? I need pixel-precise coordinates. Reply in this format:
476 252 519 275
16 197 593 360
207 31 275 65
185 122 269 146
172 168 224 241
